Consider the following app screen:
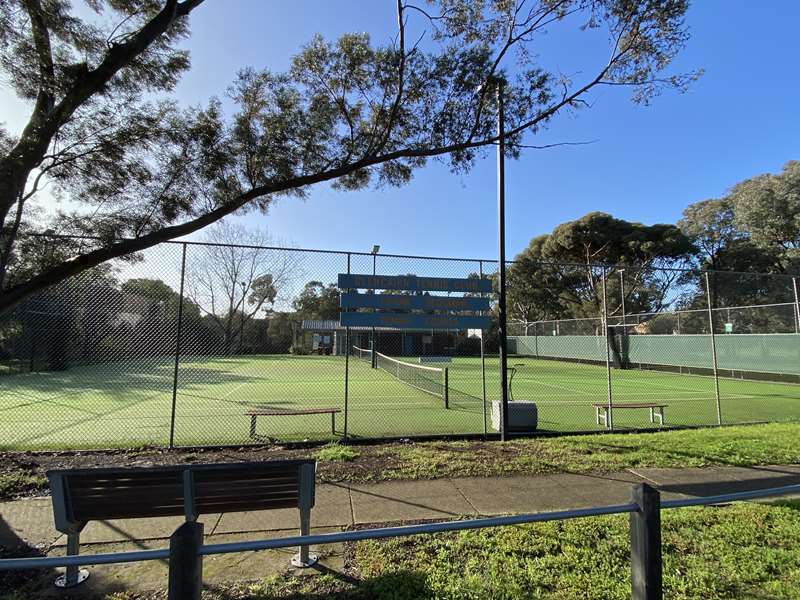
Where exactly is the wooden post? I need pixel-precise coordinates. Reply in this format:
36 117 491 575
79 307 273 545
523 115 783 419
630 483 662 600
168 521 203 600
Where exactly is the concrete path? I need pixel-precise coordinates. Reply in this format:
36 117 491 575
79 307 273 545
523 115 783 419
2 464 799 596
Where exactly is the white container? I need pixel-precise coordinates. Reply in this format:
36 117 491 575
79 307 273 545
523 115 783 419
491 400 538 432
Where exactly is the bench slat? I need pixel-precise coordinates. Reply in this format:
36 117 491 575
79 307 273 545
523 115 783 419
193 471 298 484
246 408 341 416
196 497 299 512
592 403 667 408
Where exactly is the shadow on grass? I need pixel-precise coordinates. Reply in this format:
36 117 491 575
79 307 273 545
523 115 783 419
202 570 431 600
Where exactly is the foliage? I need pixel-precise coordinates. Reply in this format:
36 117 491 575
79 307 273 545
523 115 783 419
186 222 299 354
730 160 800 268
314 443 360 462
507 212 696 325
0 0 698 313
292 281 340 321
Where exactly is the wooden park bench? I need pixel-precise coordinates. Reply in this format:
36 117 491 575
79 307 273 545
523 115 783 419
593 402 667 428
46 459 317 588
246 407 341 438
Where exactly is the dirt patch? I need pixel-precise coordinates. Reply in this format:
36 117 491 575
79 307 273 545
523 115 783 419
0 442 411 501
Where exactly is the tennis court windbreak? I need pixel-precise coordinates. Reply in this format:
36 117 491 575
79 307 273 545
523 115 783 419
509 334 800 376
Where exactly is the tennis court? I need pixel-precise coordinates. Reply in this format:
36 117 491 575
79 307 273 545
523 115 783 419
2 352 800 450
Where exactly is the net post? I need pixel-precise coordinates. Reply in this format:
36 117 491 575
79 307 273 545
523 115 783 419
601 267 614 430
169 242 187 450
793 277 799 335
704 271 722 425
444 367 449 409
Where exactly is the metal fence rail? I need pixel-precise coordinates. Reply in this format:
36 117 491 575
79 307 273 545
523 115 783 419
3 482 800 600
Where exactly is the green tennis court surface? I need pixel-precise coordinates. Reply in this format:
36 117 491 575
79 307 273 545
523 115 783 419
1 354 799 449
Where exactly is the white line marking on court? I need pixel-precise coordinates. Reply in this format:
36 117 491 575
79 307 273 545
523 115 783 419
523 377 594 397
219 382 249 399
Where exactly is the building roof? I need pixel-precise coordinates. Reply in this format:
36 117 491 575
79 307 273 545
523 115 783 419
301 319 459 332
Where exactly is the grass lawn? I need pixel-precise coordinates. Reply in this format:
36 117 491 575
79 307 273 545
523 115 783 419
88 501 800 600
3 422 800 500
1 353 799 450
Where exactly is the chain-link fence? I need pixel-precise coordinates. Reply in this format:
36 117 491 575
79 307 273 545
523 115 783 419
508 265 800 431
1 238 799 449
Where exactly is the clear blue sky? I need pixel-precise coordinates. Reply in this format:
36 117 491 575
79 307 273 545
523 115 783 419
6 1 800 260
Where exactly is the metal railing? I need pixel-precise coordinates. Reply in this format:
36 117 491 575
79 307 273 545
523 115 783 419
3 482 800 600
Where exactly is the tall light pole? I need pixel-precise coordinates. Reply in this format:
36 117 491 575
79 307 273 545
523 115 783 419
370 244 380 368
238 281 247 355
492 77 510 441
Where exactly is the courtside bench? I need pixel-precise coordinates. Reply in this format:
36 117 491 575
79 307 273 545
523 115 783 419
46 459 317 588
593 402 667 428
246 407 341 438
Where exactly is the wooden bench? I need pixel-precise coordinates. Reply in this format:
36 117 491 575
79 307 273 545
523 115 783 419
246 407 341 438
46 459 317 588
593 403 667 428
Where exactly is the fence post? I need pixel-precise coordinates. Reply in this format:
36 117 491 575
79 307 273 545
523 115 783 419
704 272 722 425
371 252 377 369
793 277 799 335
168 521 203 600
169 243 188 449
601 268 614 430
630 483 662 600
343 253 351 441
479 260 488 436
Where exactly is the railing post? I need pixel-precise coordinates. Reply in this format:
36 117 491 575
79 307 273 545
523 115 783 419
630 483 662 600
168 521 203 600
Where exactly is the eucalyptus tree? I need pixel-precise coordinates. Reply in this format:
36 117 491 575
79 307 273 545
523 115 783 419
0 0 698 313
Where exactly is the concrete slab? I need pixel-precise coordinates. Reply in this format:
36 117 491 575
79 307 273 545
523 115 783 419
213 483 352 534
349 478 477 524
631 465 800 498
0 497 61 549
452 475 574 515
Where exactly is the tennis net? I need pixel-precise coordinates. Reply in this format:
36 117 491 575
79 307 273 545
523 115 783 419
374 351 449 407
352 346 373 362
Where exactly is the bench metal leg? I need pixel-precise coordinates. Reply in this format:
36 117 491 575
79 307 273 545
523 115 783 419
291 506 319 568
249 415 257 439
596 406 601 426
597 407 609 428
55 533 89 588
331 412 336 435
